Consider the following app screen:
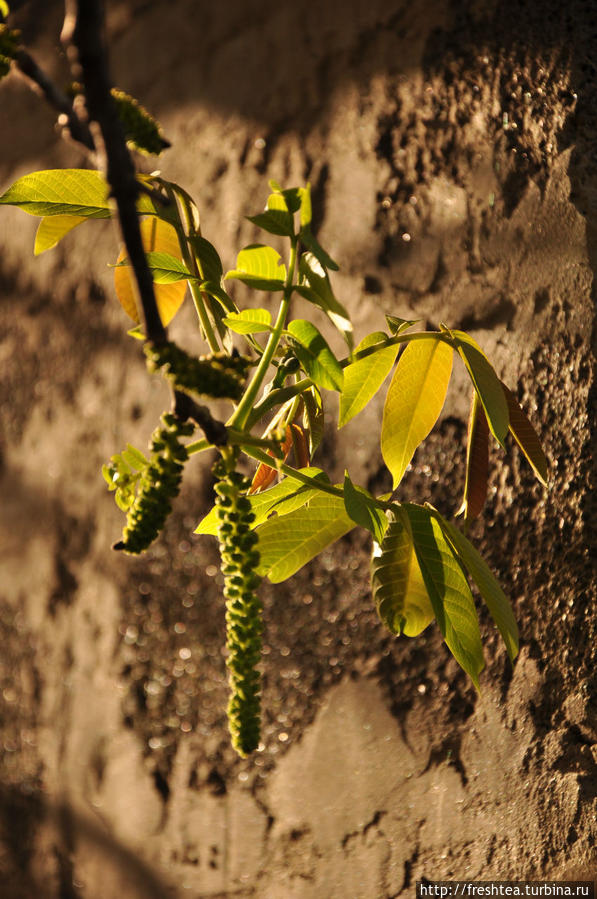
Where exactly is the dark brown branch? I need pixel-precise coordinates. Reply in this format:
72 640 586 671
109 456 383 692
14 48 96 150
174 392 228 446
61 0 166 345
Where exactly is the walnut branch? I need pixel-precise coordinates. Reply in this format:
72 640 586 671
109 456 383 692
61 0 166 345
14 48 96 150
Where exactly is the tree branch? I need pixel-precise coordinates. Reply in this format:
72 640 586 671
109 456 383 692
61 0 166 345
173 392 228 446
13 48 96 150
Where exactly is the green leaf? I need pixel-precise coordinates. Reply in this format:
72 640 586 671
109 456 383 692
225 244 286 291
127 325 146 341
287 319 344 391
381 337 453 489
300 225 339 271
0 169 112 218
432 511 519 661
255 493 354 583
195 468 329 536
223 308 272 334
297 252 352 346
343 472 388 544
371 511 434 637
385 315 419 335
302 386 324 455
405 504 485 687
451 331 509 446
501 382 548 486
121 444 148 469
144 251 194 283
199 281 238 314
247 193 295 237
280 188 302 215
34 214 86 254
299 184 312 228
339 331 399 427
188 235 223 283
0 168 158 219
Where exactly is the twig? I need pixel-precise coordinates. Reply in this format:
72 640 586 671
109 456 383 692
61 0 166 345
174 392 228 446
14 48 96 150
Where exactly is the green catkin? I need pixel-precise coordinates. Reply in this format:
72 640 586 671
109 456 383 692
0 24 19 79
213 453 262 757
145 341 250 401
114 412 194 554
110 88 170 155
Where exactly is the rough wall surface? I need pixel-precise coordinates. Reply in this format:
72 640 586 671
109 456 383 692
0 0 595 896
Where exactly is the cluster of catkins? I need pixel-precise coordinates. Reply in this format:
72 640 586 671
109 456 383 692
145 341 250 401
114 412 194 554
213 454 262 757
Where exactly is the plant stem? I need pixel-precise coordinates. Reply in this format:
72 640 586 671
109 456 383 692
163 184 220 353
228 239 299 430
247 329 455 427
241 445 393 512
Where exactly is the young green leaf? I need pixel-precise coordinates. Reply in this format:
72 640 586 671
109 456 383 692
385 315 419 335
501 382 548 485
432 511 519 661
287 319 344 391
302 386 324 455
381 337 453 489
459 391 490 524
299 184 312 228
225 244 286 291
299 226 339 271
343 472 388 544
255 493 354 583
247 193 294 237
34 214 86 254
297 252 352 346
451 330 509 446
370 509 434 636
223 309 272 334
188 235 223 283
199 281 238 313
405 503 485 687
339 332 399 427
143 251 194 283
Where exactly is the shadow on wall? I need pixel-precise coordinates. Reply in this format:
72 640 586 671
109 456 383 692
0 786 174 899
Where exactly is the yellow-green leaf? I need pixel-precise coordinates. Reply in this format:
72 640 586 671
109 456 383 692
371 511 434 636
223 309 272 334
381 338 453 489
287 319 344 391
501 382 548 486
339 331 399 427
255 493 354 583
34 214 86 255
225 244 286 291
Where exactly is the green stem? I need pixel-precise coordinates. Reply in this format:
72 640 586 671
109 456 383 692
185 429 285 458
164 183 220 353
228 238 299 429
241 445 393 512
247 329 455 428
